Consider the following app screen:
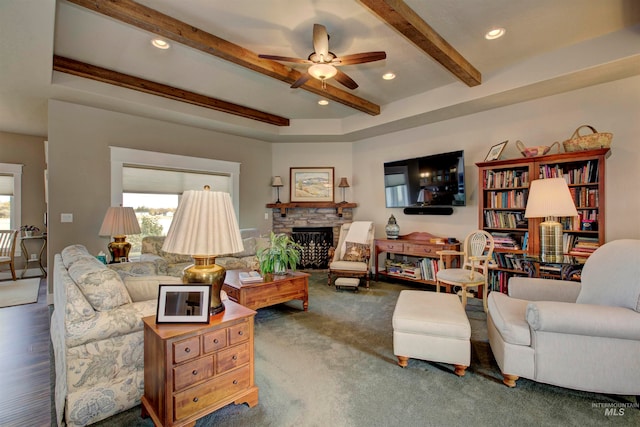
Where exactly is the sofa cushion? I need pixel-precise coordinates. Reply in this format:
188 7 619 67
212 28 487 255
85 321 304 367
69 261 132 311
108 261 159 280
576 240 640 312
124 275 183 302
342 241 369 262
141 236 193 264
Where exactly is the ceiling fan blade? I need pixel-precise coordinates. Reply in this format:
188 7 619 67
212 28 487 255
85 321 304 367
334 69 358 90
332 51 387 66
290 72 311 88
313 24 330 60
258 54 311 64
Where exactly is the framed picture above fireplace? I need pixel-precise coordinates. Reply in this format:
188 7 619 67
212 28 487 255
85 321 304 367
290 167 334 202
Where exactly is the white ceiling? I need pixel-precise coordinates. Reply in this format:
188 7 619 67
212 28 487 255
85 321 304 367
1 0 639 141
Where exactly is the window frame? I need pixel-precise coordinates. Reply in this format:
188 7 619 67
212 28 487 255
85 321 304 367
109 147 241 216
0 163 23 231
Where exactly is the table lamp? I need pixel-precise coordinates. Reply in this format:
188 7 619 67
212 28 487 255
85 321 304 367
338 177 350 203
99 206 141 263
271 176 284 204
162 186 244 315
524 178 578 262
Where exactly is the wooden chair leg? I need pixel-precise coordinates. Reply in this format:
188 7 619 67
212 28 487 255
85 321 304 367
454 365 467 376
502 373 519 388
10 262 16 281
397 356 409 368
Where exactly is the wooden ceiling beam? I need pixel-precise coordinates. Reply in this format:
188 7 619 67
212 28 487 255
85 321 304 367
53 55 290 126
66 0 381 116
359 0 481 87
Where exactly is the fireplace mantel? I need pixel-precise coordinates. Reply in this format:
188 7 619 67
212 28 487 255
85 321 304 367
266 202 357 217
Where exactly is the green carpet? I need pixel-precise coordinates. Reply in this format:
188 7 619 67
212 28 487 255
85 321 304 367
93 272 639 426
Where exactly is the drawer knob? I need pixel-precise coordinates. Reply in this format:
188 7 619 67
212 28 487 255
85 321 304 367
213 338 219 344
193 397 199 403
232 355 238 361
233 379 238 385
192 369 198 376
238 331 243 336
185 347 191 353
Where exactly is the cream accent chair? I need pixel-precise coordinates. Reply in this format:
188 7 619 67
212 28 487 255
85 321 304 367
0 229 18 280
436 230 495 312
487 239 640 394
328 222 375 289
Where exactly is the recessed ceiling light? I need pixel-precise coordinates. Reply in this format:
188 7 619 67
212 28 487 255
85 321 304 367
485 28 505 40
151 39 170 49
318 99 329 106
382 72 396 80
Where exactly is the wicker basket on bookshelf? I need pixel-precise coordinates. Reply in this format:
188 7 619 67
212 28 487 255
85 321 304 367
562 125 612 152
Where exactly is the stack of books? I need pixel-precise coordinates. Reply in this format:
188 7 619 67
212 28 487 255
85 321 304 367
568 237 600 256
238 271 263 283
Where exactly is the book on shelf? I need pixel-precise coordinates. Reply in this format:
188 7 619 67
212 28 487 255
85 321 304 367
238 271 264 283
568 236 600 256
490 232 521 250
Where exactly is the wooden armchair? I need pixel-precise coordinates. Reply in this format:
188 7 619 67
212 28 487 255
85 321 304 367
0 229 18 280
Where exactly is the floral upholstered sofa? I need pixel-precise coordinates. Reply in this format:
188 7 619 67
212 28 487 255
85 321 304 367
50 244 181 426
140 228 267 275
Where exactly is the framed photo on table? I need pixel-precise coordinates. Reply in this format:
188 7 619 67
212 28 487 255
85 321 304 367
156 284 211 323
290 167 334 202
484 140 508 161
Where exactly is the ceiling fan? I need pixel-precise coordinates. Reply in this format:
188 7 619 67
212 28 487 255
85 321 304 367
259 24 386 90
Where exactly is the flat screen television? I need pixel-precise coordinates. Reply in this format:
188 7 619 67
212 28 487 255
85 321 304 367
384 150 466 208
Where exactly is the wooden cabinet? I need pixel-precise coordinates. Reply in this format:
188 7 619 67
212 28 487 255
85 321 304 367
476 148 609 292
141 301 258 427
375 232 460 290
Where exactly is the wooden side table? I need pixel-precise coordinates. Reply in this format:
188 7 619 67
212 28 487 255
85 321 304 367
20 234 47 278
141 301 259 427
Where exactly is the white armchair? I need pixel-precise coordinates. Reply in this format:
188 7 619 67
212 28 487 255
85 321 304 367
487 239 640 394
327 222 374 289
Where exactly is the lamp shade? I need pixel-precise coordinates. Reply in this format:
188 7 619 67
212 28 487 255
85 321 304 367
308 63 337 81
271 176 283 187
162 189 243 256
524 178 578 218
99 206 141 237
338 177 350 188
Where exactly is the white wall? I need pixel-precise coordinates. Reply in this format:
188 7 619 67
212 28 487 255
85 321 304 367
353 75 640 242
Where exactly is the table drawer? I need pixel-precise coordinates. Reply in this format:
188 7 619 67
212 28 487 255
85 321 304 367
173 356 214 391
173 336 201 364
228 322 249 346
203 329 227 353
174 365 251 420
404 244 436 256
216 342 250 374
377 241 404 252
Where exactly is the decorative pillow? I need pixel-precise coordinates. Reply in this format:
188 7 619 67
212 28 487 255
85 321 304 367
70 266 132 311
342 241 369 262
124 275 182 302
61 245 93 269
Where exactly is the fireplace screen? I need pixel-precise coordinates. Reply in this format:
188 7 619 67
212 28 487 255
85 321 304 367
291 227 333 269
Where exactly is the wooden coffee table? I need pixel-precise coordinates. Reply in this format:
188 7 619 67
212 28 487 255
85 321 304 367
222 270 309 311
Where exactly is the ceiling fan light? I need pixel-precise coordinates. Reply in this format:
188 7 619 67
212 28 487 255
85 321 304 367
308 64 337 81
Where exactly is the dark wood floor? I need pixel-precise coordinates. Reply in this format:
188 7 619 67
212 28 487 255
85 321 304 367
0 278 51 427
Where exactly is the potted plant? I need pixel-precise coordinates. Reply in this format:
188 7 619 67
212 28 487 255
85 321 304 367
20 225 40 237
257 232 302 275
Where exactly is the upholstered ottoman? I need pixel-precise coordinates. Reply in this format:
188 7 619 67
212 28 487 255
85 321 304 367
335 277 360 291
392 290 471 376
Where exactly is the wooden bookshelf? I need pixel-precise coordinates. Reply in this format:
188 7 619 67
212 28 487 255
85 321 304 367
476 148 610 291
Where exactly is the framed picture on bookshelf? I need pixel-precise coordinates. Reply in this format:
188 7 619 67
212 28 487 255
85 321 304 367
485 140 508 161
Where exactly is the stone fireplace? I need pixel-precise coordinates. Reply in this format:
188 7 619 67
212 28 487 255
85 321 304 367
268 203 357 269
291 227 333 269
